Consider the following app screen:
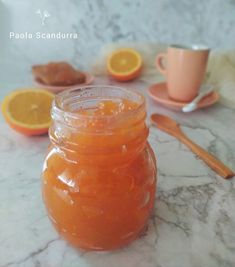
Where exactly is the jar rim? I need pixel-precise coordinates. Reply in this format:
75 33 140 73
52 85 145 124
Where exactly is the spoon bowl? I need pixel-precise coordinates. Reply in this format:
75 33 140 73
151 113 182 136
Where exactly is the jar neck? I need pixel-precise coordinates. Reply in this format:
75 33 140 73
49 86 148 163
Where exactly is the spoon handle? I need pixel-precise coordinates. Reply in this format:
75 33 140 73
192 87 214 105
178 133 234 179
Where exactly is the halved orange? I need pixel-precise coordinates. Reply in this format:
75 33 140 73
1 88 54 136
107 48 143 81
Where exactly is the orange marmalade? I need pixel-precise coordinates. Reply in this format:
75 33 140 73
42 86 157 250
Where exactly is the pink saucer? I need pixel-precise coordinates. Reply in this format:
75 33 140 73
148 83 219 111
34 72 95 94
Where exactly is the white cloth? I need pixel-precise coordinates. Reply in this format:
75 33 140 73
91 43 235 109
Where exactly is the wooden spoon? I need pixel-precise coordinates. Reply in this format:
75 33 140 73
151 113 234 179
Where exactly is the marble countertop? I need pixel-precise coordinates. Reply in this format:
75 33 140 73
0 77 235 267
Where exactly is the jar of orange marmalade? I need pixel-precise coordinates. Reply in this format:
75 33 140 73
42 86 157 250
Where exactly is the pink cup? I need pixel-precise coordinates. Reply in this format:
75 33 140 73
156 44 210 102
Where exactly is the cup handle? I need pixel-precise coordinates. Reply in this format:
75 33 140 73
156 53 167 76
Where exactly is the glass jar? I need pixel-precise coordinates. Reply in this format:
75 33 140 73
42 86 157 251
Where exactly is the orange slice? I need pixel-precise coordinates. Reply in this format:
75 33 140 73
1 89 54 136
107 48 143 81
